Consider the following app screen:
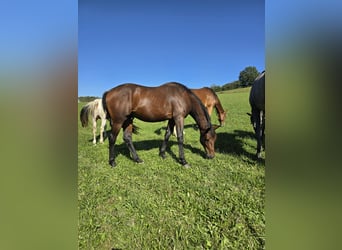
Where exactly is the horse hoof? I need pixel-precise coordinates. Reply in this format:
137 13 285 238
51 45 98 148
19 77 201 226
109 161 116 168
135 158 144 164
159 153 166 159
183 163 191 168
180 159 189 167
256 153 263 160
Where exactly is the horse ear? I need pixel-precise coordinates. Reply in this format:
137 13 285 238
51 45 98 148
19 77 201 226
247 112 251 116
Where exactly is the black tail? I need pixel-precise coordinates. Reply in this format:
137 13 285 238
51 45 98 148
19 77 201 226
80 105 89 127
132 124 140 135
102 91 110 119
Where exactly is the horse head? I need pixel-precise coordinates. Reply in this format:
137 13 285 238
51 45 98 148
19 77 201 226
200 125 219 159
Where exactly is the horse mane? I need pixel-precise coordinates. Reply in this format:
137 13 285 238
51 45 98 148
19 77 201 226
164 82 211 127
184 85 212 129
191 92 212 127
255 70 265 81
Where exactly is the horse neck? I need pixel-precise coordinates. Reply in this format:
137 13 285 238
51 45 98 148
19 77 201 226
214 97 225 115
189 94 211 131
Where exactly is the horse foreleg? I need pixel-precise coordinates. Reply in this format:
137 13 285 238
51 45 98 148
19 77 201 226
175 119 189 167
123 120 143 163
108 123 121 167
92 118 97 144
159 119 174 159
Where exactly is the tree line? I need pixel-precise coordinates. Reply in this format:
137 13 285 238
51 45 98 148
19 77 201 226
78 66 263 101
211 66 262 92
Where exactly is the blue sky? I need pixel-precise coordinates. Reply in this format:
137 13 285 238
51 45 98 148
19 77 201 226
78 0 264 97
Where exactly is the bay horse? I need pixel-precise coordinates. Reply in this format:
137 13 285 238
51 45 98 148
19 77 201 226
248 71 265 159
80 99 107 144
102 82 218 168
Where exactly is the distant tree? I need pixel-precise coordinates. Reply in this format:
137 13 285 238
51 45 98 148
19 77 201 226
78 96 100 102
239 66 260 87
222 80 240 91
210 84 222 92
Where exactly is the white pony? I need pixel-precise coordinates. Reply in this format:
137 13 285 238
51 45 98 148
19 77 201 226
80 99 107 144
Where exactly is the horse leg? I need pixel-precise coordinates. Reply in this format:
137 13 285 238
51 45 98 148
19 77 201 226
172 127 185 137
173 126 177 137
159 119 175 159
175 118 189 167
122 119 143 163
92 118 97 144
99 117 106 144
108 122 121 167
261 110 265 151
207 105 213 116
256 110 262 159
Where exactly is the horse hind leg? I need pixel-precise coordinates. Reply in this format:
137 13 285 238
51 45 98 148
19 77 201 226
92 118 97 144
159 119 175 159
108 122 121 167
174 118 189 167
256 110 263 159
123 119 143 163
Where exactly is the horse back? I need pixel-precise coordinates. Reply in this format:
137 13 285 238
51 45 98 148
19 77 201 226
191 87 214 106
103 83 193 122
249 72 265 111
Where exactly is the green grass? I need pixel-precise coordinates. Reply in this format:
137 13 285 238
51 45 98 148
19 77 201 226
78 87 265 249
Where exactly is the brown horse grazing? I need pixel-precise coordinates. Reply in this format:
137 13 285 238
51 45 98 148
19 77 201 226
248 71 265 159
102 82 218 168
191 87 227 126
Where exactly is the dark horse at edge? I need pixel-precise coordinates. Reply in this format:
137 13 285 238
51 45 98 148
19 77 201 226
248 71 265 159
102 82 218 168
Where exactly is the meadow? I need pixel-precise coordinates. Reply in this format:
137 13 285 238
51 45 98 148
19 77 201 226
78 87 265 249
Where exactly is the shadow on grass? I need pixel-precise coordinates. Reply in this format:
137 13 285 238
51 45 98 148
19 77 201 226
94 129 264 165
216 129 265 164
153 124 198 135
114 138 206 164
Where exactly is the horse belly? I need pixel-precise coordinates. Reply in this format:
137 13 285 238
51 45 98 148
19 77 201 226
132 106 172 122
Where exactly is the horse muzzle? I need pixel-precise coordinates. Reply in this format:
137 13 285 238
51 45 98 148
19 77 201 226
206 154 215 159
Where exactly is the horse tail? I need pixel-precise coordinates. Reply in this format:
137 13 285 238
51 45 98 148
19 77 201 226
80 104 90 127
102 91 110 120
132 124 140 135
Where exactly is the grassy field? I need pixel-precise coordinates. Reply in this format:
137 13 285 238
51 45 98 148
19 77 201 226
78 87 265 249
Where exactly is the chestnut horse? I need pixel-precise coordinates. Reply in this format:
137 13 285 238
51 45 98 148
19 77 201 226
102 82 218 168
80 98 107 144
191 87 226 126
248 71 265 159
